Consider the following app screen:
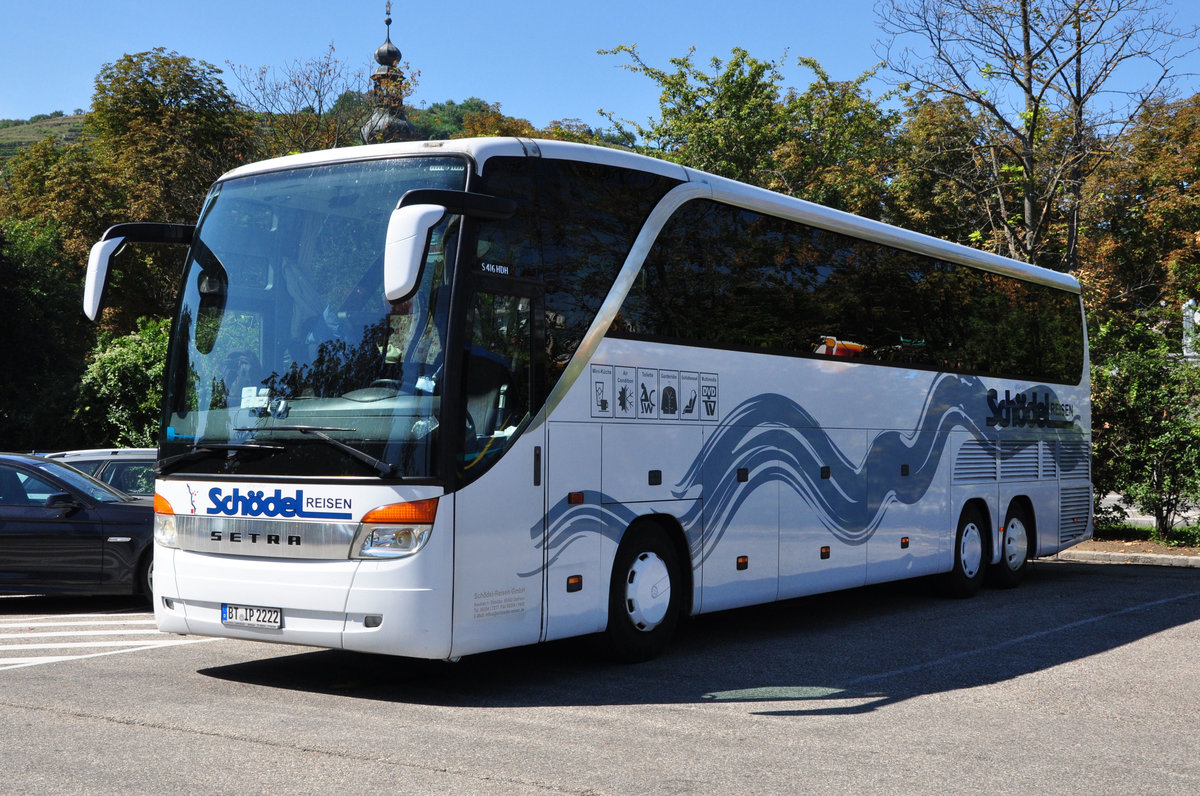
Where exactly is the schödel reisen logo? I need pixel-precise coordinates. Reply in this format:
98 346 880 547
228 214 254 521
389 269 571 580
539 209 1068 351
206 488 354 520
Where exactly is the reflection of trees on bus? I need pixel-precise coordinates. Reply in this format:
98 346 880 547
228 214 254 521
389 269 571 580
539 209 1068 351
613 198 1084 385
263 318 393 400
476 158 679 397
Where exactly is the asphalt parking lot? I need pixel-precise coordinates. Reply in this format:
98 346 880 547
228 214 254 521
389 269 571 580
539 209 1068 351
2 559 1198 794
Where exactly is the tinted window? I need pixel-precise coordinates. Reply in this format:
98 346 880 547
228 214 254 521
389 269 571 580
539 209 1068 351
27 460 128 502
615 199 1084 385
476 157 680 395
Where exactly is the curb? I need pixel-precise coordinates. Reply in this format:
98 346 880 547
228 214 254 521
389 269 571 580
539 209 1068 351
1055 549 1200 568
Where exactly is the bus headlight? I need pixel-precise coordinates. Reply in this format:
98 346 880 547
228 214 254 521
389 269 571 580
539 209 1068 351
153 494 179 548
353 498 437 559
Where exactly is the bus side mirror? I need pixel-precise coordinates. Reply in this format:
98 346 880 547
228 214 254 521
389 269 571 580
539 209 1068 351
384 189 517 302
384 203 446 302
85 237 125 321
84 223 195 321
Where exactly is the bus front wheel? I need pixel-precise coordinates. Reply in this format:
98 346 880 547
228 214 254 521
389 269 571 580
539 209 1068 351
604 525 682 663
943 505 986 598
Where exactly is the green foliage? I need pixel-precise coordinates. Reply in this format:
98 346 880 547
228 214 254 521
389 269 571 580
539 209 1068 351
76 317 170 448
600 46 898 216
1091 311 1200 541
601 45 790 186
0 113 86 163
773 59 899 218
1081 95 1200 317
1167 525 1200 548
0 219 95 451
409 97 495 139
878 0 1196 267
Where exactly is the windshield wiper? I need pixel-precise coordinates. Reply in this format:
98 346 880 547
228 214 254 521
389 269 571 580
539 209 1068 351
158 442 285 475
234 425 395 477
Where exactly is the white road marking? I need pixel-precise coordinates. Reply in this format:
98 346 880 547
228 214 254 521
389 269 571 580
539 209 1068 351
0 609 221 670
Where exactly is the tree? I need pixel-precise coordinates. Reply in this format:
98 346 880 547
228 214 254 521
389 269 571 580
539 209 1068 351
1090 311 1200 539
599 46 897 214
878 0 1198 267
87 49 256 328
75 317 170 448
0 136 119 263
457 104 538 138
889 93 996 243
409 97 495 139
772 59 900 218
2 50 256 333
600 45 790 185
229 44 379 155
0 219 95 451
1079 94 1200 317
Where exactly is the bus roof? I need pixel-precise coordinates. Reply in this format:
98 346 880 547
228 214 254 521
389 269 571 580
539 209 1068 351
217 137 1080 295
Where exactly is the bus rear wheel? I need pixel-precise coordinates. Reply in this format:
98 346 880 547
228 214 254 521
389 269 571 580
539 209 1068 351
604 525 682 663
943 505 986 598
989 506 1031 589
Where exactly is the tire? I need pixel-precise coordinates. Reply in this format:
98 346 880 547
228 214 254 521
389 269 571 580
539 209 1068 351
943 505 987 598
603 525 682 663
989 505 1032 589
138 551 154 604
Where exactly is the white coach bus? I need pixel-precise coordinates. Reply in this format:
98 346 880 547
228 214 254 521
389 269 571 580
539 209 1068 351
85 138 1091 662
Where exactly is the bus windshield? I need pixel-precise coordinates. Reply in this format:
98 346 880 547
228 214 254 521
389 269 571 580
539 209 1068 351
161 156 470 480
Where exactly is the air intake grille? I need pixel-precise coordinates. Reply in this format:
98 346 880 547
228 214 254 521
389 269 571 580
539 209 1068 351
1041 440 1058 479
1000 440 1039 481
1057 441 1091 481
954 439 996 483
1060 486 1092 544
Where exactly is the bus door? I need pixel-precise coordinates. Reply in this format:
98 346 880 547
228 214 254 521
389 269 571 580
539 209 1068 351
450 277 548 657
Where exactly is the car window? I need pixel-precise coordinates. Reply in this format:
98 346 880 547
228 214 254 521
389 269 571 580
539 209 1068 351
0 466 58 507
104 462 155 495
67 460 103 475
26 460 128 503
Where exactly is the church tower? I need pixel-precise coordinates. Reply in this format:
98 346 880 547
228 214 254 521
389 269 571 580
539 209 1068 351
360 3 416 143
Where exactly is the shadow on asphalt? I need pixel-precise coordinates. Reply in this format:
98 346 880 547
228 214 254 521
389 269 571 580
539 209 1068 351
0 593 149 614
198 560 1200 714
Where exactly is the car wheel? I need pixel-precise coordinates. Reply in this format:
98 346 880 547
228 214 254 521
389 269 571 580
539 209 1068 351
138 552 154 603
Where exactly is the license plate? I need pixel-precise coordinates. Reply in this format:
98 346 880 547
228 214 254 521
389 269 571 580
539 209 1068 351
221 603 282 629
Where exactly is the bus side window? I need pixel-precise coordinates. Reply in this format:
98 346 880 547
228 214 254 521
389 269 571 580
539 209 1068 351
460 290 533 480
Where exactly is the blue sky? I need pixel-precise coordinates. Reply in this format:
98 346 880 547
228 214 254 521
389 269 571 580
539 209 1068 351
3 0 1198 127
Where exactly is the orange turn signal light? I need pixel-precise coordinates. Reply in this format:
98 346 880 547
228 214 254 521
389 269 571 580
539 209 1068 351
362 498 438 524
154 494 175 515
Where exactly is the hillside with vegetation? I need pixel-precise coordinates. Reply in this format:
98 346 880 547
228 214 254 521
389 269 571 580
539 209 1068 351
0 112 85 161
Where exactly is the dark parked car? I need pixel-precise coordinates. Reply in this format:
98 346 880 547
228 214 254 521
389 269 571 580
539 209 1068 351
42 448 156 496
0 452 153 597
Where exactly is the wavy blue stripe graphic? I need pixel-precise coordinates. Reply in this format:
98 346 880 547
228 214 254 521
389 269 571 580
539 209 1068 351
535 373 1085 570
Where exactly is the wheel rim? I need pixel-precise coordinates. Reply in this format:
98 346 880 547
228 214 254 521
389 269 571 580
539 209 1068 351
960 521 983 579
1003 517 1029 571
623 551 671 631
